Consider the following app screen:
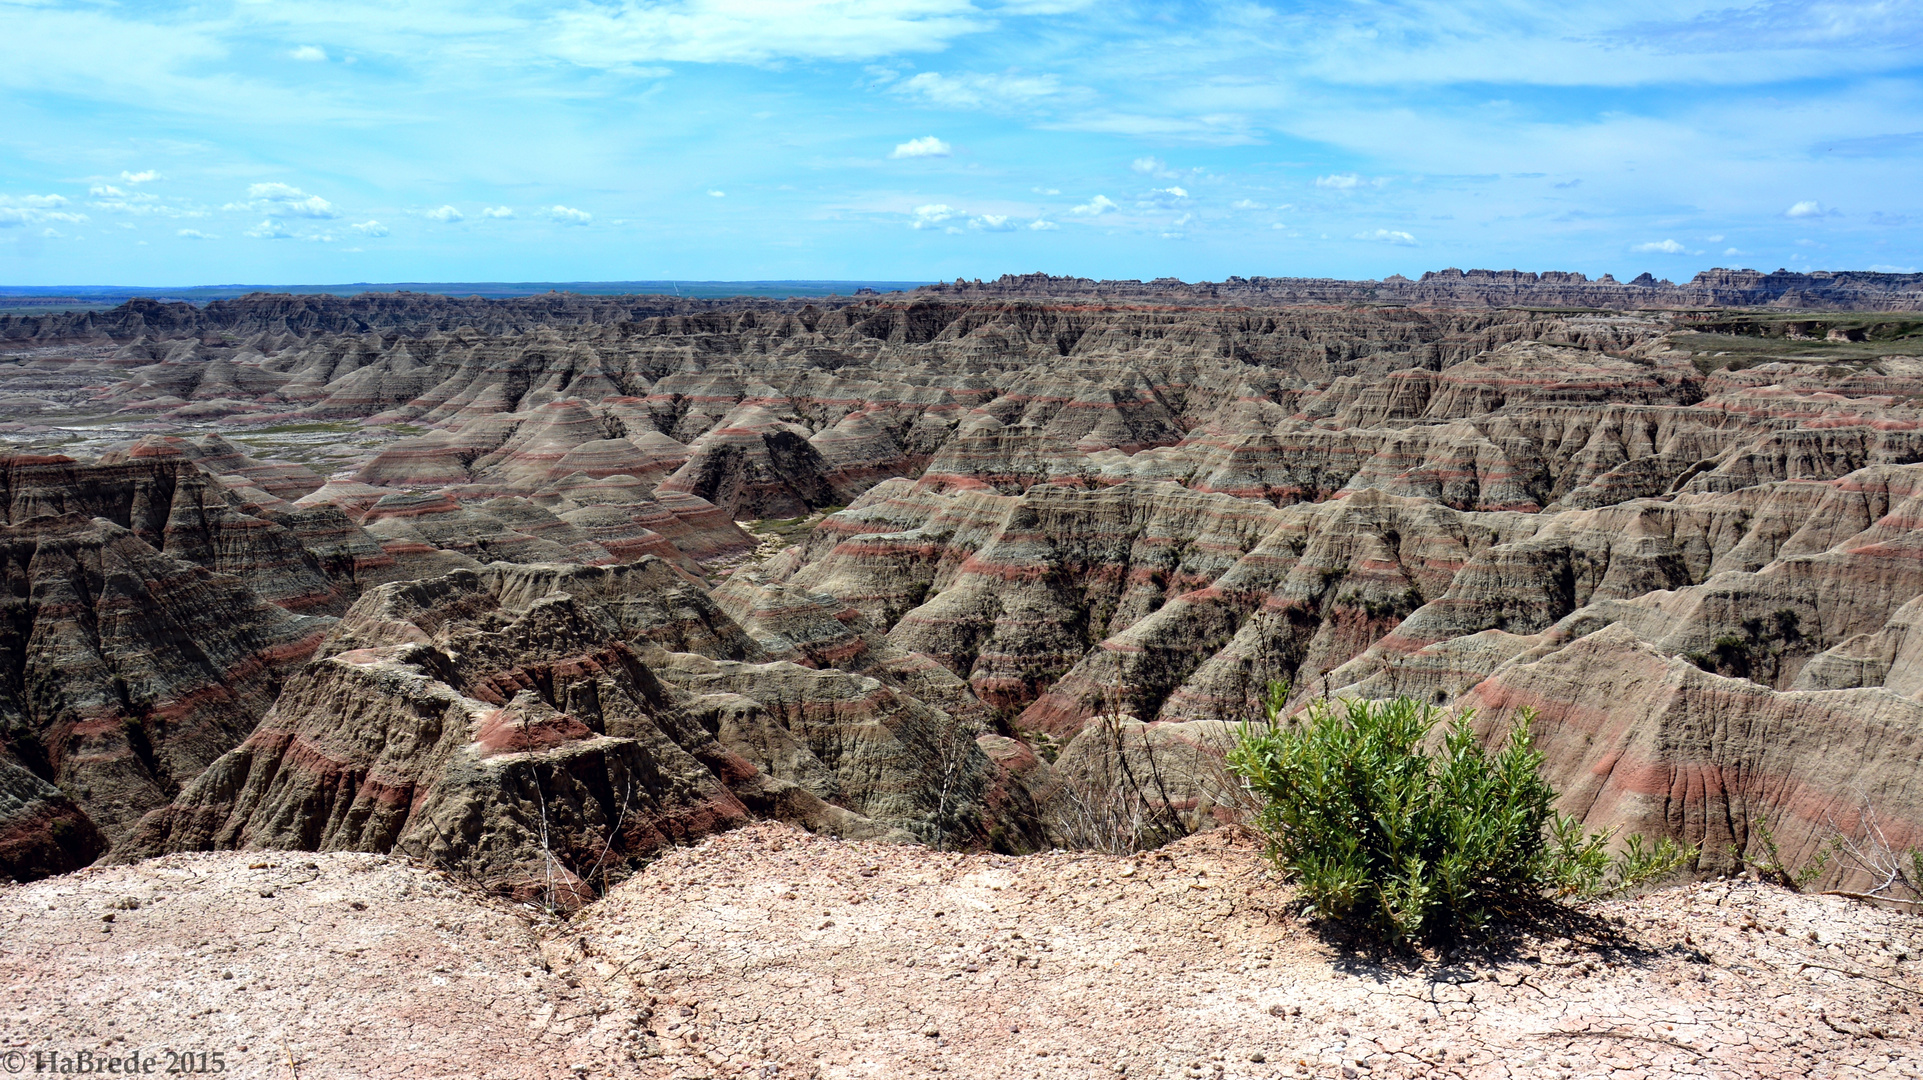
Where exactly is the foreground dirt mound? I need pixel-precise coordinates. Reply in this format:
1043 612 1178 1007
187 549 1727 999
7 826 1920 1079
576 825 1923 1080
0 852 625 1079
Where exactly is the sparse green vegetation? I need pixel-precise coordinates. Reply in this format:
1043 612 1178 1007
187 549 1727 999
1229 689 1693 947
232 420 365 437
1743 814 1831 890
1674 312 1923 371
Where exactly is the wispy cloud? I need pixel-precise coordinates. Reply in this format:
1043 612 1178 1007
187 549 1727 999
0 0 1918 280
1631 239 1696 253
425 205 465 223
1131 156 1175 178
891 136 952 159
351 220 389 237
176 228 217 240
910 203 957 229
1356 228 1417 246
548 0 992 66
893 70 1063 110
229 183 340 220
546 205 592 225
0 194 87 227
87 184 206 218
482 206 514 218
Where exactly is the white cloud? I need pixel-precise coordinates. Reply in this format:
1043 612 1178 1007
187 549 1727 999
707 190 725 197
482 206 514 218
1031 186 1059 195
1071 194 1117 215
0 195 87 227
1356 228 1418 246
997 0 1100 13
891 136 952 159
1231 199 1267 210
1028 219 1059 230
426 205 465 223
546 205 592 224
1316 173 1362 189
352 220 389 237
1786 200 1833 218
291 45 328 62
548 1 991 66
1706 234 1724 242
120 170 160 184
911 203 957 229
87 184 204 218
1723 246 1745 256
1 194 69 209
1152 186 1188 199
246 218 294 239
1632 239 1687 253
969 214 1016 231
893 71 1062 110
176 228 217 240
1871 264 1919 273
1130 155 1198 179
234 183 340 219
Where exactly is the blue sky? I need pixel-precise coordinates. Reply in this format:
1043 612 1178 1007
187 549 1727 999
1 0 1919 286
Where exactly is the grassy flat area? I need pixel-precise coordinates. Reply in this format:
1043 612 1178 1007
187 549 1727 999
1671 312 1923 370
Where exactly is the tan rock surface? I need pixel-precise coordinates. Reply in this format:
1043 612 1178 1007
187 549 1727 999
12 825 1919 1079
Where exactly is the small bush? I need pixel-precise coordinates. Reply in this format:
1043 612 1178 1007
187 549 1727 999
1229 691 1691 947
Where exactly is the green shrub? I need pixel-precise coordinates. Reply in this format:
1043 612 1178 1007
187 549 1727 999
1228 691 1692 946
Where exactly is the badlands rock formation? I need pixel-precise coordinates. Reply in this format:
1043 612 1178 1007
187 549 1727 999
1 276 1921 892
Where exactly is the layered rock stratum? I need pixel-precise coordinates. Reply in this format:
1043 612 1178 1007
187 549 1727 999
0 275 1920 901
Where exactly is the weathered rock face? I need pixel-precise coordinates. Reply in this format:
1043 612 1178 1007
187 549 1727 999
119 560 1048 898
0 454 349 612
1458 626 1923 889
0 512 331 860
0 754 108 879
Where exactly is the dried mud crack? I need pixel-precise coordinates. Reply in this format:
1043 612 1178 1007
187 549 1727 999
8 824 1920 1080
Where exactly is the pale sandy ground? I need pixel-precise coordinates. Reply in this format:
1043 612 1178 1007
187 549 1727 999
5 825 1920 1079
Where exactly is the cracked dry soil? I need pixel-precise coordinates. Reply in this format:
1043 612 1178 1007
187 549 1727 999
5 824 1920 1079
